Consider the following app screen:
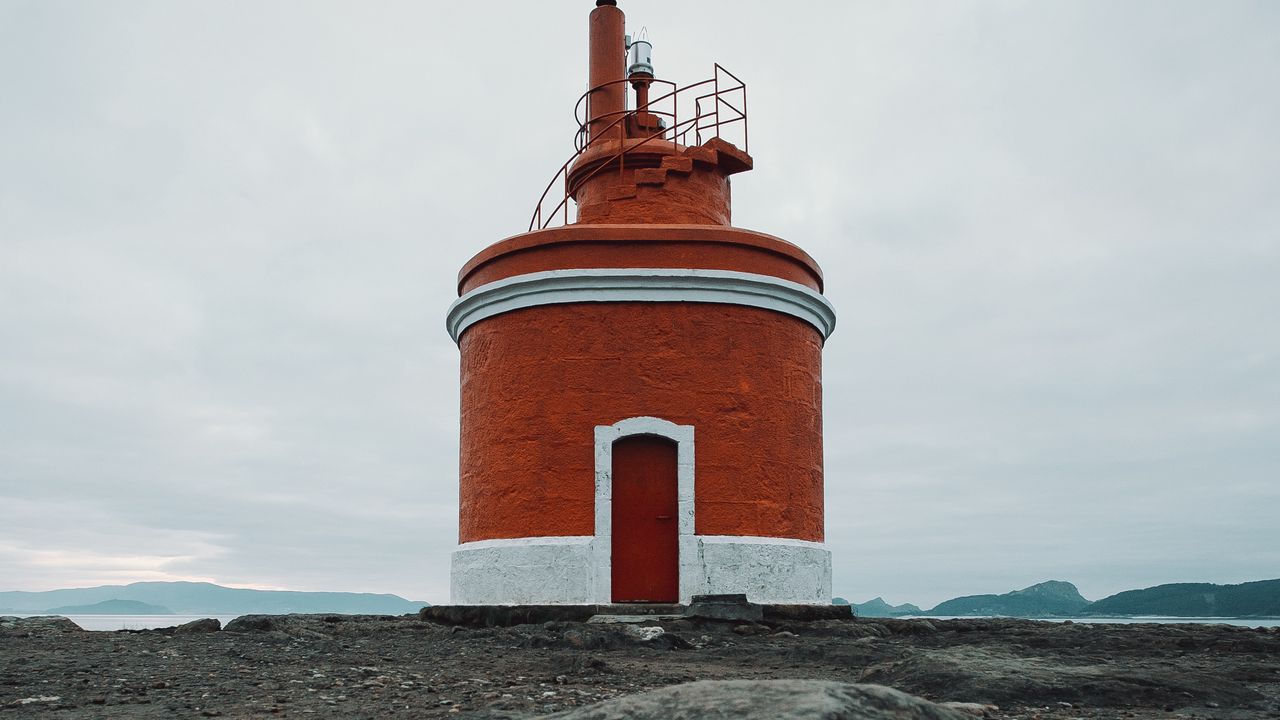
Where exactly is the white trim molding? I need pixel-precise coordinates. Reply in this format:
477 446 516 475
593 417 696 604
446 268 837 342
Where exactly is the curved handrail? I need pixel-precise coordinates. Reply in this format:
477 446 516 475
575 76 727 152
538 113 722 230
529 65 747 232
574 77 679 152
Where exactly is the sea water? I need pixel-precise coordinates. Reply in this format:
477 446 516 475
1059 616 1280 628
11 613 1280 631
912 615 1280 629
9 614 242 631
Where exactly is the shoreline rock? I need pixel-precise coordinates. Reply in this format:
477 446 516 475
0 614 1275 718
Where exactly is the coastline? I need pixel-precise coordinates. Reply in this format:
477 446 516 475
9 611 1280 632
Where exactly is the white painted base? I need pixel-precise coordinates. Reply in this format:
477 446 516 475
450 535 831 605
690 536 833 605
449 536 596 605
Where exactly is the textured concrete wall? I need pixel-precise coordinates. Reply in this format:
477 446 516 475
575 162 732 225
458 301 824 544
451 537 595 605
450 534 831 605
564 136 753 228
694 536 832 605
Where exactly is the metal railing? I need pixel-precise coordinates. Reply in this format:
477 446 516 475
529 64 747 232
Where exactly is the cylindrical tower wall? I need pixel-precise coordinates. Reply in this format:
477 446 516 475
449 226 834 605
458 301 824 544
566 140 752 227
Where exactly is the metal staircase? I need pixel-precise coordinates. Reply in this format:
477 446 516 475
529 64 749 231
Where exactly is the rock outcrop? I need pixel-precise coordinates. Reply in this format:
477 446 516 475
536 680 971 720
171 618 221 635
0 615 82 637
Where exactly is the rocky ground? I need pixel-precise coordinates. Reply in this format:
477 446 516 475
2 612 1279 718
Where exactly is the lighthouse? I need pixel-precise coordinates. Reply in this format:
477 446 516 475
446 1 836 605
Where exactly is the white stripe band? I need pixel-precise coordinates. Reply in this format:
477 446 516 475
450 534 832 605
446 268 836 342
451 534 829 552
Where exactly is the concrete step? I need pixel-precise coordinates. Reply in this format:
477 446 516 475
420 601 851 628
587 614 684 624
634 167 669 186
683 145 719 166
596 603 685 616
660 155 694 174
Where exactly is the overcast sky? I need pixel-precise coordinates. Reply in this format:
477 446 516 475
1 0 1277 608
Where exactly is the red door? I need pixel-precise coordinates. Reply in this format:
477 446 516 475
611 434 679 603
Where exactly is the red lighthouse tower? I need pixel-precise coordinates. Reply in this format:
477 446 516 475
446 1 835 605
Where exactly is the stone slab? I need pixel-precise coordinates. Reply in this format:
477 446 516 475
686 593 764 622
587 614 685 624
421 602 853 627
763 603 854 622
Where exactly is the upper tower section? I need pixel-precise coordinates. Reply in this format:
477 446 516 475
532 1 753 229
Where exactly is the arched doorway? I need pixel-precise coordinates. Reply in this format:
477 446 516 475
610 434 679 602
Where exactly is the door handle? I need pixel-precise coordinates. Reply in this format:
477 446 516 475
656 515 672 520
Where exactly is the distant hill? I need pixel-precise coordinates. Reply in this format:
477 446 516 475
45 599 174 615
854 597 922 618
927 581 1091 617
837 579 1280 620
1086 579 1280 617
0 582 429 615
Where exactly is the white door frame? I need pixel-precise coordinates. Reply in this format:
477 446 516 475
592 416 695 603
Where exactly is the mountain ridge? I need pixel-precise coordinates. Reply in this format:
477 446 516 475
0 581 429 615
44 599 175 615
851 596 923 618
928 580 1091 617
1084 579 1280 617
847 579 1280 619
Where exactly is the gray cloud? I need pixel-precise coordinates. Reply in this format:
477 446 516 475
1 0 1276 607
